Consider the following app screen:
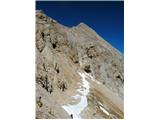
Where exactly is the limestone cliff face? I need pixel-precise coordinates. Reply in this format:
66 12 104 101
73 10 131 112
36 10 124 119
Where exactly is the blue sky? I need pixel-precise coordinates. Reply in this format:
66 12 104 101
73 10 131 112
36 1 124 53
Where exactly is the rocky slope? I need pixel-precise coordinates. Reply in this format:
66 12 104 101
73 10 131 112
36 10 124 119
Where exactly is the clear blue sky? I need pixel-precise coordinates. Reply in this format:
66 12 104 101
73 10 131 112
36 1 124 53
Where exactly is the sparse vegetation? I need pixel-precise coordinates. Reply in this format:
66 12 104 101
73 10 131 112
48 109 54 116
84 65 91 73
37 97 43 108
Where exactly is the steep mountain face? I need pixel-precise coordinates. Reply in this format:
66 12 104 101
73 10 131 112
36 10 124 119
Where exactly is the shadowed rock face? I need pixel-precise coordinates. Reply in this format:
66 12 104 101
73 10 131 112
36 10 124 119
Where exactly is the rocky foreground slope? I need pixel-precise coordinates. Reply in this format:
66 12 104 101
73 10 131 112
36 10 124 119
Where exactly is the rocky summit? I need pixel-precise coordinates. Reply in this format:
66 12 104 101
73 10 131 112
36 10 124 119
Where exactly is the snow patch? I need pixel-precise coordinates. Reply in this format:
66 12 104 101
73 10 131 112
72 94 81 99
62 72 90 118
84 72 102 85
98 101 110 116
99 106 110 116
98 101 103 106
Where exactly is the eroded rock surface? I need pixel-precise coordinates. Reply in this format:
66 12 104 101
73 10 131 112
36 10 124 119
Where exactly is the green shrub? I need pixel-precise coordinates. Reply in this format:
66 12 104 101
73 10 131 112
37 101 43 107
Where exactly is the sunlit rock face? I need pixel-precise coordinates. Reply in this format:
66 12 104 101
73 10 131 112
36 10 124 119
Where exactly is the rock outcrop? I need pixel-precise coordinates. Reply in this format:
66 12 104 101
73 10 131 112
36 10 124 119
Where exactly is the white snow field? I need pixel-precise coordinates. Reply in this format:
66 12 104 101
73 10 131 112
62 72 90 118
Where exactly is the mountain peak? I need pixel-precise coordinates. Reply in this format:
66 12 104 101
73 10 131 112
78 22 87 26
36 11 124 119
